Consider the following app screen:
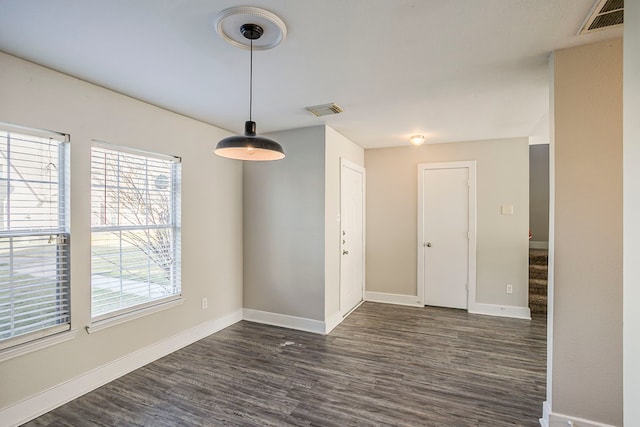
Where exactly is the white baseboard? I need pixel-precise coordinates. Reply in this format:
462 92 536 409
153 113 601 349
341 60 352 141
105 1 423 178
530 240 549 249
365 293 531 320
242 308 326 335
364 291 423 307
324 311 344 334
242 301 360 336
540 400 551 427
540 401 617 427
1 309 243 427
468 302 531 320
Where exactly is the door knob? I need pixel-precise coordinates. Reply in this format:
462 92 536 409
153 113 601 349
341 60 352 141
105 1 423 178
426 242 432 247
343 250 349 255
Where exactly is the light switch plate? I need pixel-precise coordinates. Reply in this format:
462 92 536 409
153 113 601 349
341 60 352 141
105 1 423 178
501 204 514 215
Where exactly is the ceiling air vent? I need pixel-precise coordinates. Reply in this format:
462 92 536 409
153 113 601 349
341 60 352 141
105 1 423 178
305 103 343 117
579 0 623 35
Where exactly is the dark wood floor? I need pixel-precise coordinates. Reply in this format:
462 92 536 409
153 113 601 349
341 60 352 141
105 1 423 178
24 303 546 427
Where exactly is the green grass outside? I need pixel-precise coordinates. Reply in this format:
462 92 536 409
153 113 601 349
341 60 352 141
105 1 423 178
1 234 176 339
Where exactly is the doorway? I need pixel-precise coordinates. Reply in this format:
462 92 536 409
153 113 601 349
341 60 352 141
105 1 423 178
417 161 477 310
340 159 365 316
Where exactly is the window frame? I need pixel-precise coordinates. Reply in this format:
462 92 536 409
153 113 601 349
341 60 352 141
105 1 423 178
0 122 72 357
89 141 182 326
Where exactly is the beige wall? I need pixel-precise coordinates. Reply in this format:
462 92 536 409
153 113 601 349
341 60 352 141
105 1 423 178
0 53 243 408
529 144 549 243
624 3 640 424
551 39 623 424
365 138 529 307
324 127 365 319
243 126 326 320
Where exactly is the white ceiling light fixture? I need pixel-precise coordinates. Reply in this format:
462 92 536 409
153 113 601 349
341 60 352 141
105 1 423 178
214 6 287 50
410 135 425 146
213 7 287 161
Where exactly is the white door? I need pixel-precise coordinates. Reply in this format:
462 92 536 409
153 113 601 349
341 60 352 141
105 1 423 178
419 164 473 309
340 159 365 315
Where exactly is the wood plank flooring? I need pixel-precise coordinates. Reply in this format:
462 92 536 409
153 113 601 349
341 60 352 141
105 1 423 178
24 303 546 426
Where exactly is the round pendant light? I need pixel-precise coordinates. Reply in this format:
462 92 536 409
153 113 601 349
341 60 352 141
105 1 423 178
214 12 286 161
215 119 285 161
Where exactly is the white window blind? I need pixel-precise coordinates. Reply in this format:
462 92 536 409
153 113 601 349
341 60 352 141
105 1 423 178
0 124 70 350
90 143 181 320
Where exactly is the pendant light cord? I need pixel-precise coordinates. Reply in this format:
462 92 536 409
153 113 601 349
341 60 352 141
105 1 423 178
249 38 253 122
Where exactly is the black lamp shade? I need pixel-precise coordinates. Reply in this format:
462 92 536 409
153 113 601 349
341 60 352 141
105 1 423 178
214 23 285 162
214 121 285 161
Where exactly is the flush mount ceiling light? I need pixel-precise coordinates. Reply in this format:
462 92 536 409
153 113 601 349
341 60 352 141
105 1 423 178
410 135 425 146
214 7 286 161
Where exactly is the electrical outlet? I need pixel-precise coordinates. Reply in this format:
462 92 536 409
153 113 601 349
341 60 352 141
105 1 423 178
506 284 513 294
201 297 208 310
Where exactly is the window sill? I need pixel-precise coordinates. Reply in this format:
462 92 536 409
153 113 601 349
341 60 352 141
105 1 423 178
86 297 185 334
0 329 79 363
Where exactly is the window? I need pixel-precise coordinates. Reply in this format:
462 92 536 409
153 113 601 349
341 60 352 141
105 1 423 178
90 143 181 321
0 123 70 350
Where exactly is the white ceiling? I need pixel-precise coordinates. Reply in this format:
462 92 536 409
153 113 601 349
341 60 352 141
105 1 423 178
0 0 622 149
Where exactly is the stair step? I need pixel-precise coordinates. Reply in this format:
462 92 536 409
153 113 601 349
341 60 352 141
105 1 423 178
530 304 547 316
529 293 547 315
529 264 548 280
529 251 548 266
529 278 548 295
528 249 548 315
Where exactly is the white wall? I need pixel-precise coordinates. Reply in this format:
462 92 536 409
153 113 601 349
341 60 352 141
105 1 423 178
624 2 640 424
365 138 529 309
243 126 326 321
0 53 243 410
324 126 365 320
551 38 622 425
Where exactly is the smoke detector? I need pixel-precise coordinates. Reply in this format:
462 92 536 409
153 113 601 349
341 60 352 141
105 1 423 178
305 103 344 117
579 0 623 35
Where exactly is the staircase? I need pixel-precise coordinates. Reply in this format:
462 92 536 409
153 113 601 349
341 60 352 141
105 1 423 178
529 249 548 315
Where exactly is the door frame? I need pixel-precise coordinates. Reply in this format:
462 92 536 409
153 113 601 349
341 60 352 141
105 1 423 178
340 158 366 316
417 161 477 310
